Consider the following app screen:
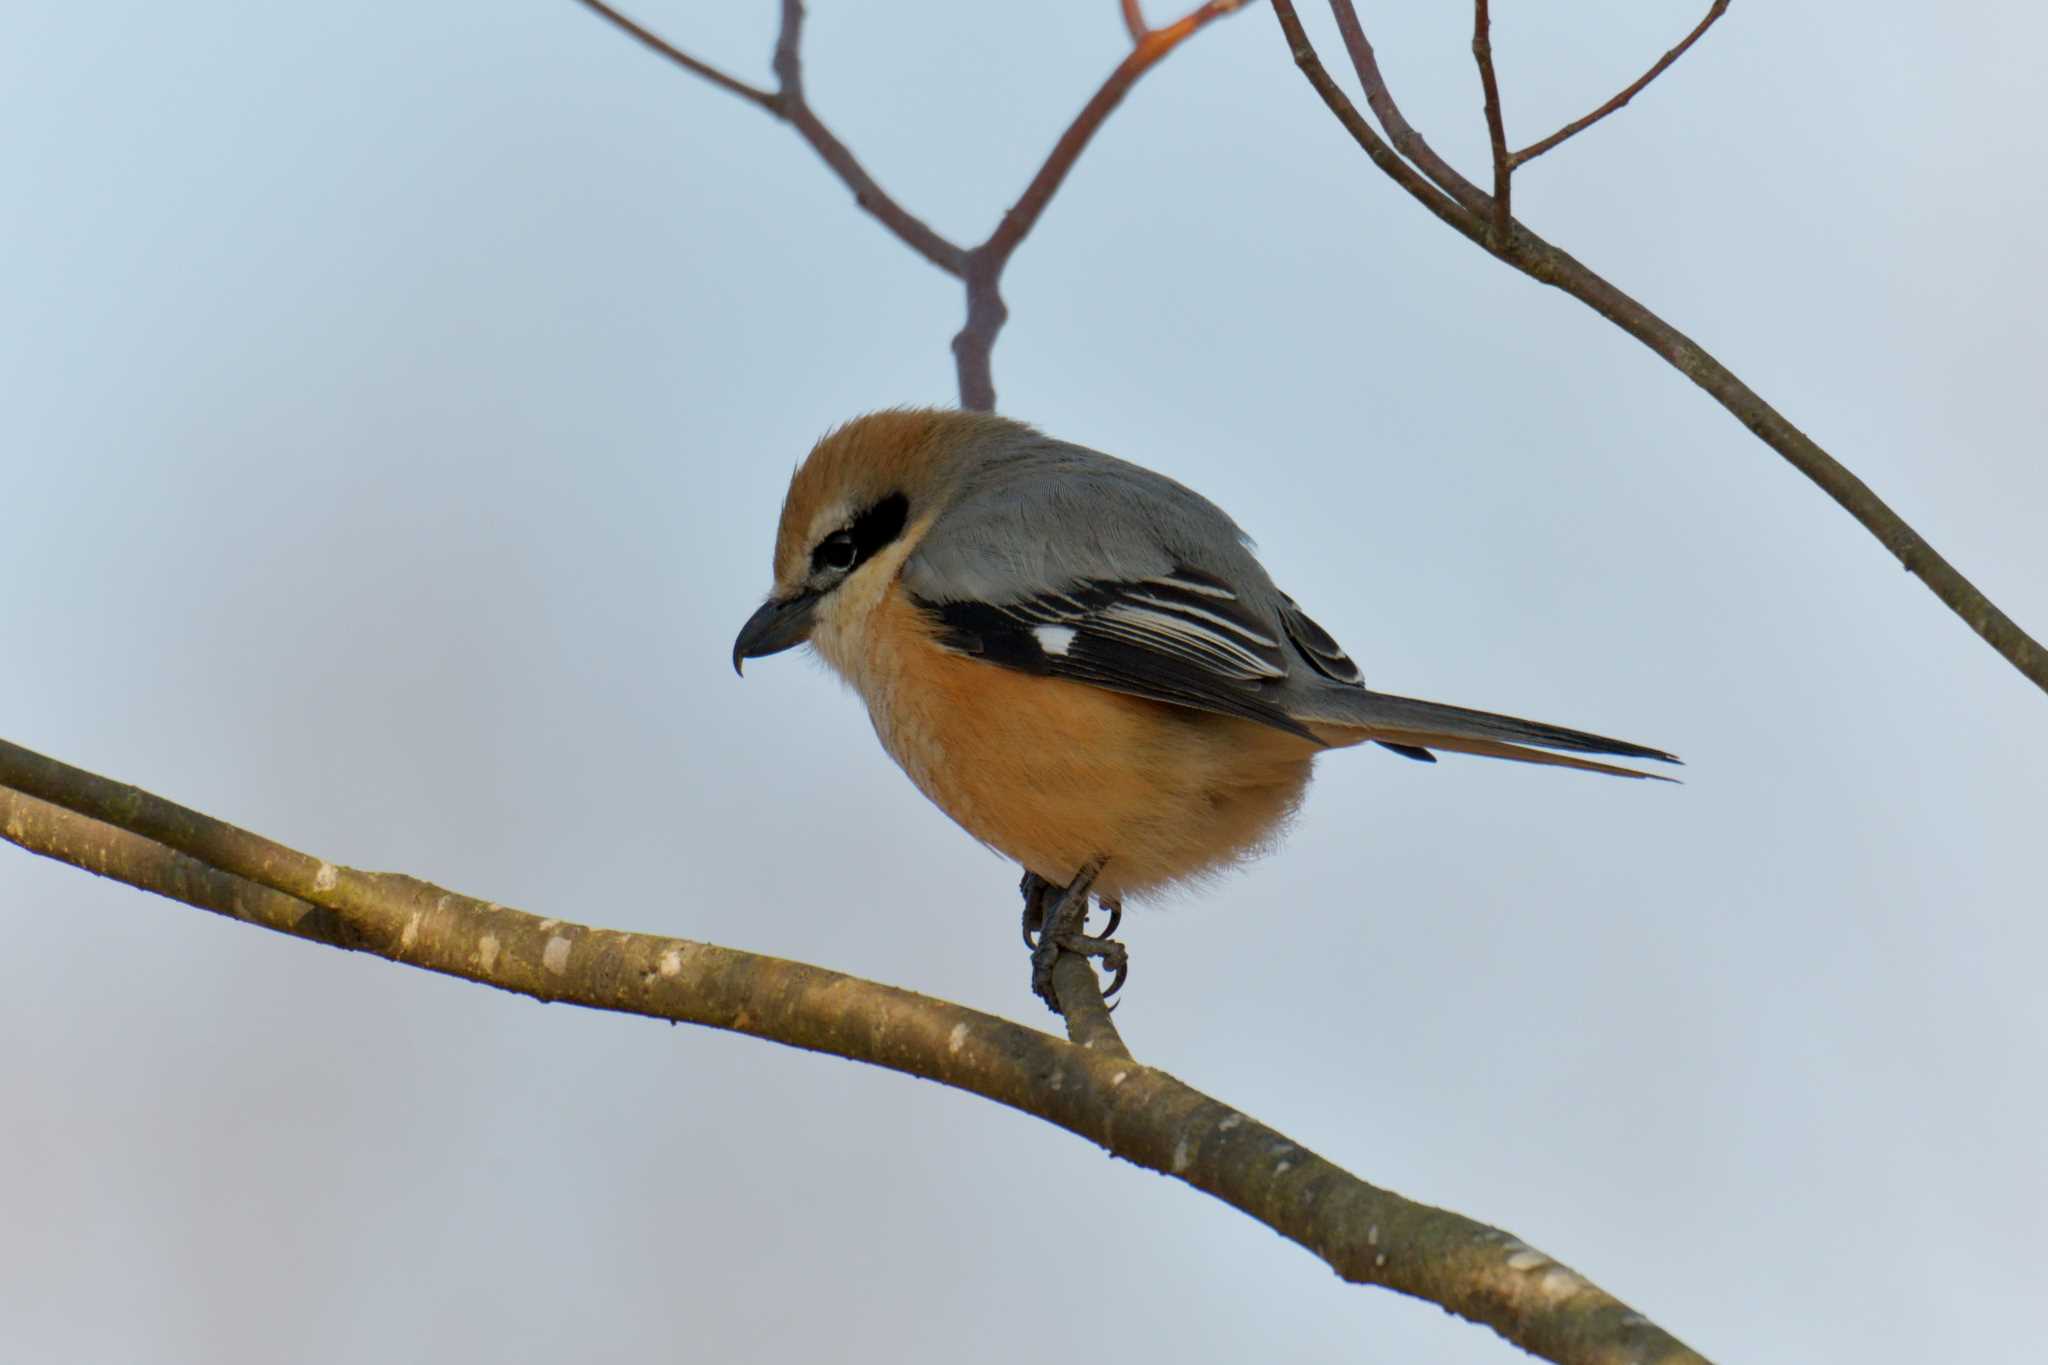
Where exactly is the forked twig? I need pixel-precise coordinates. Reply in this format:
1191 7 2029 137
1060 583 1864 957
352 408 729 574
1330 0 1487 215
958 0 1250 407
1121 0 1151 42
1272 0 2048 696
575 0 1249 410
577 0 962 275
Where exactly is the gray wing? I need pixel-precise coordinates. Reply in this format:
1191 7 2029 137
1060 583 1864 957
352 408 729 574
896 435 1678 774
901 440 1359 741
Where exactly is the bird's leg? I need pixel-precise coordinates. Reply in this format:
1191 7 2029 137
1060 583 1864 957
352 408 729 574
1024 859 1129 1013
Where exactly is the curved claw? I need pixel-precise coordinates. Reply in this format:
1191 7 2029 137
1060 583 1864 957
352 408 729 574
1101 953 1129 1000
1019 859 1117 1013
1096 897 1123 940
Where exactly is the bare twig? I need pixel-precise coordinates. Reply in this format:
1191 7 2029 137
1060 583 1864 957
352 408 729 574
760 0 966 275
1274 0 2048 696
1512 1 1731 168
0 740 1708 1365
1471 0 1512 239
578 0 963 276
956 0 1251 407
1121 0 1151 43
976 2 1251 277
575 0 1251 411
571 0 777 110
1328 0 1487 216
1271 5 1475 236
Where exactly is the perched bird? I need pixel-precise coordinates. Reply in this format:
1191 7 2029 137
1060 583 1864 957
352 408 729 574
734 409 1675 1005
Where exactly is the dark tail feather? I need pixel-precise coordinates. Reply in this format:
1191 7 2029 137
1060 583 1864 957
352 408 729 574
1310 690 1680 781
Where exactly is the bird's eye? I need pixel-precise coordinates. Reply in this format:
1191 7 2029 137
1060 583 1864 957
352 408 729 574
814 532 858 572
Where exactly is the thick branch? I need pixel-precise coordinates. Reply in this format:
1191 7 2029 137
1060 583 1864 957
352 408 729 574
1511 1 1730 168
0 739 1706 1365
1275 0 2048 696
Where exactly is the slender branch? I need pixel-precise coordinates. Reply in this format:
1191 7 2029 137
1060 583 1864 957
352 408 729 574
1471 0 1512 239
1275 0 2048 696
1272 2 1478 237
1328 0 1488 216
572 0 777 110
1121 0 1150 43
577 0 964 276
770 0 804 93
573 0 1250 411
956 0 1254 409
979 1 1250 272
1511 1 1730 168
0 741 1708 1365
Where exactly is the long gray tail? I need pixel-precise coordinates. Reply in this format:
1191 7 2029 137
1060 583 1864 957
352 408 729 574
1306 690 1680 780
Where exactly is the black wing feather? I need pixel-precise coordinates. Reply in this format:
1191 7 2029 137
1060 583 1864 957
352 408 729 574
917 569 1316 740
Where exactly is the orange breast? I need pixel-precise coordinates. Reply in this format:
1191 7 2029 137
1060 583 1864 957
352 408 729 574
855 590 1320 898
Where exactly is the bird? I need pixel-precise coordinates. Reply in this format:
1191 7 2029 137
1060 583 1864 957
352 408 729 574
733 409 1676 1008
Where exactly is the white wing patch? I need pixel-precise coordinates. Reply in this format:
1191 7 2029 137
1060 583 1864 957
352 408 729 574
1032 624 1077 656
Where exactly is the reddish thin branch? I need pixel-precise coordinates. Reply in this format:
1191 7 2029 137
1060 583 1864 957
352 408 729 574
979 1 1249 273
1271 3 1476 236
1511 1 1731 168
1272 0 2048 695
1329 0 1488 217
575 0 1251 411
1121 0 1150 43
577 0 964 277
572 0 777 110
0 738 1709 1365
1471 0 1512 240
958 0 1254 409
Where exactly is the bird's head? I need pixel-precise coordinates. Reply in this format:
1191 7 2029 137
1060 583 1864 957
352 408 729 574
732 407 1014 674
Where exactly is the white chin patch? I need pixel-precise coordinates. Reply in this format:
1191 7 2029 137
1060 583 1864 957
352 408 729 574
1033 624 1078 657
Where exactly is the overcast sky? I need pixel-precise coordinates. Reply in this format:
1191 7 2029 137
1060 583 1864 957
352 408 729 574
4 3 2044 1362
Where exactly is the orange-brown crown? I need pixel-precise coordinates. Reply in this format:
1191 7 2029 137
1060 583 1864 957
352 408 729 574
770 407 1023 590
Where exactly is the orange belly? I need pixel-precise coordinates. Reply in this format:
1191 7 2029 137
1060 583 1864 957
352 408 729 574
853 592 1320 897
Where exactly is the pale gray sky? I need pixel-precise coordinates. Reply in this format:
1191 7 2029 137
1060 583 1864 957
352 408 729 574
4 3 2044 1362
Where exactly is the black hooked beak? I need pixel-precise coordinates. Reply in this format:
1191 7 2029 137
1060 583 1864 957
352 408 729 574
732 591 821 675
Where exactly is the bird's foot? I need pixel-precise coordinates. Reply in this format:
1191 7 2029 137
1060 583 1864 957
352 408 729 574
1020 862 1128 1013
